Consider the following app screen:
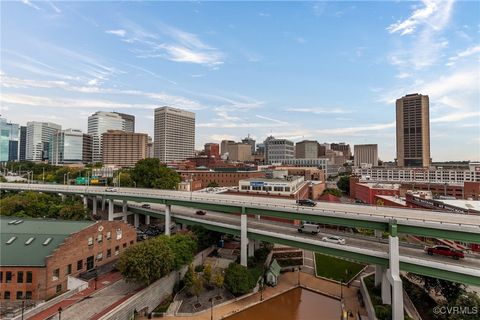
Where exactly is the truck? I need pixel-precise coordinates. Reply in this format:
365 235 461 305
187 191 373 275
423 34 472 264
297 223 320 235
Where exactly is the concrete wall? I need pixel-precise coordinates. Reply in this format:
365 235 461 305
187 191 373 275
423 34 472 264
359 273 378 320
98 246 214 320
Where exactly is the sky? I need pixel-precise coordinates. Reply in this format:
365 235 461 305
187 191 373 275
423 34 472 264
1 0 479 161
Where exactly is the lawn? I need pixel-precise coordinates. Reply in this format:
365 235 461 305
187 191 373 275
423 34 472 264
314 253 365 283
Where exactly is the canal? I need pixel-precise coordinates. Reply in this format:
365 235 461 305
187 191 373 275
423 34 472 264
226 287 342 320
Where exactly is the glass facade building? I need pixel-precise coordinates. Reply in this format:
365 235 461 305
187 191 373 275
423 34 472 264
0 118 20 162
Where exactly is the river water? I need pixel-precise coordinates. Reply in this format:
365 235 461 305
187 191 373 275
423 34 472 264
226 287 342 320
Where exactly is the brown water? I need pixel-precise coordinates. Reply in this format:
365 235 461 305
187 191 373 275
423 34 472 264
226 287 342 320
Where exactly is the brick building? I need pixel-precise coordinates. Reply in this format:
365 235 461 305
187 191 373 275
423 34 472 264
349 176 400 204
178 170 266 188
0 217 136 302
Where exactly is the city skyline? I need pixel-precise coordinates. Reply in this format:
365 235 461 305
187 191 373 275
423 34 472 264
1 1 479 161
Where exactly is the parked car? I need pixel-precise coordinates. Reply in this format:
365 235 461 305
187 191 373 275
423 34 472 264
105 187 118 192
297 223 320 235
425 245 464 260
322 235 346 245
296 199 316 207
136 231 147 241
141 204 151 209
196 210 206 215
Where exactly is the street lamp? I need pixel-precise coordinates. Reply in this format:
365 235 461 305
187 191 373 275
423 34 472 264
20 295 25 320
209 297 214 320
58 306 63 320
297 266 301 286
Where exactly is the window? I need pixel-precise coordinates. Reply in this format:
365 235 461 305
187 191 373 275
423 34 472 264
116 228 122 240
56 284 62 293
96 252 103 261
115 246 120 256
88 237 93 246
25 291 32 300
17 272 23 283
106 231 111 240
130 240 134 245
0 271 2 283
52 268 59 281
6 272 12 283
4 291 10 300
16 291 23 300
26 272 32 283
67 264 72 275
97 234 103 243
123 243 127 248
107 249 111 258
77 260 83 271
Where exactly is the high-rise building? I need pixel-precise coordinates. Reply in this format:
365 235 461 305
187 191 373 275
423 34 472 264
354 144 378 167
102 130 148 167
49 129 83 165
113 112 135 133
295 140 320 159
88 111 126 163
266 138 295 163
82 133 93 164
0 118 20 162
19 126 27 161
226 143 252 162
154 107 195 163
263 136 276 163
146 136 154 158
330 143 351 158
241 135 256 154
204 143 220 159
221 140 235 155
26 121 61 162
396 93 430 167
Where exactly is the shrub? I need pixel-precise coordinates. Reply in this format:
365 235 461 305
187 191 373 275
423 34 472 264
224 263 255 296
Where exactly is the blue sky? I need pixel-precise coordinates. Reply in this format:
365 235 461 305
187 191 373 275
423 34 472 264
1 1 479 161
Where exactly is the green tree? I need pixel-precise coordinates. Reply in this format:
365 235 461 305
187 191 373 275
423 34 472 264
191 272 204 301
409 274 464 302
184 264 195 291
131 158 181 189
203 264 212 284
224 263 255 296
207 181 219 188
166 233 197 270
322 188 342 197
213 270 224 294
446 292 480 320
337 175 350 195
190 225 221 251
117 171 134 187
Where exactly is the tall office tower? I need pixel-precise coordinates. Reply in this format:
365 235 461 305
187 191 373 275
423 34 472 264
154 107 195 163
113 112 135 133
295 140 320 158
318 144 327 157
82 133 93 164
220 140 235 155
147 136 154 158
263 135 276 163
19 126 27 161
396 93 430 167
49 129 83 165
204 143 220 159
331 143 351 158
266 138 295 164
0 118 20 162
354 144 378 167
227 143 252 162
26 121 61 162
88 111 126 163
241 134 256 154
102 130 148 167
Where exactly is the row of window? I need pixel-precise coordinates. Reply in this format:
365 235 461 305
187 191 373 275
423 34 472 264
0 271 33 284
1 290 33 300
87 229 123 246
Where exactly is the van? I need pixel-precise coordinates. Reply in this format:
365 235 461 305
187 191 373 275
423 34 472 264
297 223 320 235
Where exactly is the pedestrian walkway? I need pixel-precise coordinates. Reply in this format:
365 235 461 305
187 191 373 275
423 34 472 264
28 271 123 320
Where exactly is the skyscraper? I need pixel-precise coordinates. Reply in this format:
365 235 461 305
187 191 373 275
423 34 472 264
87 111 126 163
113 112 135 133
295 140 320 158
266 138 294 164
19 126 27 161
396 93 430 167
154 107 195 163
26 121 61 162
0 118 19 162
49 129 84 165
241 135 256 154
102 130 148 167
354 144 378 167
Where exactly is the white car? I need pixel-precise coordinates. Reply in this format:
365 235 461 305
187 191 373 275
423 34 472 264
322 236 346 245
105 187 118 192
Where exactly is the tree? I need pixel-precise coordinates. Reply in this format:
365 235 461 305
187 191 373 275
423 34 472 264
117 171 134 187
191 272 203 301
337 175 350 195
203 264 212 284
224 263 255 296
322 188 342 197
376 199 385 206
213 270 224 294
408 274 464 302
166 233 197 270
207 181 219 188
446 292 480 320
190 225 222 251
184 264 195 291
131 158 181 189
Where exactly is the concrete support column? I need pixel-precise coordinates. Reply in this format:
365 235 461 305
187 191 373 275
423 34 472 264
59 193 66 202
388 235 403 320
83 196 88 209
240 208 248 267
101 196 106 211
122 200 128 222
145 215 151 225
134 214 139 228
108 199 114 221
247 239 255 257
92 197 97 215
375 265 385 287
165 204 171 236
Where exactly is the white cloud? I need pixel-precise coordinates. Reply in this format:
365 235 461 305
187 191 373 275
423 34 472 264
285 107 353 114
396 72 411 79
316 122 395 136
46 1 61 14
209 134 237 142
387 1 439 35
255 115 288 125
446 44 480 66
21 0 41 10
106 29 127 37
431 111 480 123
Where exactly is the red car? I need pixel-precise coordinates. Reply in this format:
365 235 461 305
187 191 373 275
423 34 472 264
425 245 464 260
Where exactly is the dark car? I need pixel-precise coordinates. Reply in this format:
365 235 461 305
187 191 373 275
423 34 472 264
141 204 151 209
425 245 464 260
196 210 207 215
296 199 316 207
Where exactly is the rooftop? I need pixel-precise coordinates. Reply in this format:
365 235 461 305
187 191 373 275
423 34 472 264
358 183 401 190
438 199 480 212
0 217 94 267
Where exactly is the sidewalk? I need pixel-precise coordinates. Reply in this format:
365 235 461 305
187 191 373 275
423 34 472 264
28 271 123 320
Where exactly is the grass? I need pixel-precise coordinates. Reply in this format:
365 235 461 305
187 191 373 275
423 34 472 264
314 253 365 282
